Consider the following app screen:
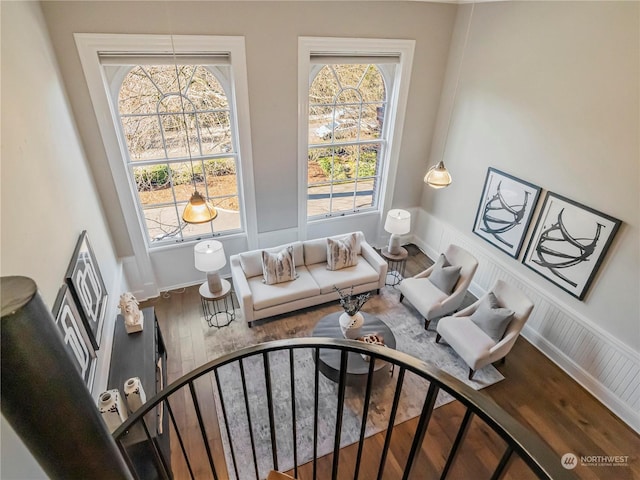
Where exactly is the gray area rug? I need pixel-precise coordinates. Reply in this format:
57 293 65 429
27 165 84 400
205 287 504 480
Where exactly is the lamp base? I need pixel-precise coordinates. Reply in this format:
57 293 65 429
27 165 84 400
207 271 222 294
388 234 402 255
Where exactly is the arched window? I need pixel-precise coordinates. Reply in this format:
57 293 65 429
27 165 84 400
307 63 387 218
116 64 242 244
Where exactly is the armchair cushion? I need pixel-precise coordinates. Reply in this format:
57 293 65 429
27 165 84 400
428 254 461 294
469 292 514 342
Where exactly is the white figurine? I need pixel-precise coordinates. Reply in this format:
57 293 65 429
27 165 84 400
118 292 144 333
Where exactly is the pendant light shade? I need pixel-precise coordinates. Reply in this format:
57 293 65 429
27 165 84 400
424 2 475 190
182 190 217 224
424 161 452 189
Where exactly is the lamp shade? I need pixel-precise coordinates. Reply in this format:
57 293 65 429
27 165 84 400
182 191 218 224
194 240 226 273
384 209 411 235
424 161 452 189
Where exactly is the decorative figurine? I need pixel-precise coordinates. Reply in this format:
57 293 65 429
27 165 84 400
118 292 144 333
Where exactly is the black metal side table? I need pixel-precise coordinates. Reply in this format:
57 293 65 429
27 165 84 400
381 246 408 287
199 279 236 328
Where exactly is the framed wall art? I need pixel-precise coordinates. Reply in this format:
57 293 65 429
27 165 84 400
65 230 108 349
52 284 97 388
472 168 542 258
522 192 621 300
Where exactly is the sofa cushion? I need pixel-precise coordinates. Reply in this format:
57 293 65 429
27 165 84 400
469 292 514 342
240 242 304 278
437 317 496 369
307 256 379 294
428 253 461 294
262 246 297 285
327 233 359 271
303 232 363 266
249 266 320 310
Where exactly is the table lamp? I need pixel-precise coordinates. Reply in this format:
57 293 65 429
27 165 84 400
194 240 226 294
384 209 411 255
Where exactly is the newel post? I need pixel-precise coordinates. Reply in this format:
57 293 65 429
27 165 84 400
1 276 132 479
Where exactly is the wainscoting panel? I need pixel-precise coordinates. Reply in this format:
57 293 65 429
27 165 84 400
412 208 640 432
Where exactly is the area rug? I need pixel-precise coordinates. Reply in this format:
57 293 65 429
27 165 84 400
204 287 504 480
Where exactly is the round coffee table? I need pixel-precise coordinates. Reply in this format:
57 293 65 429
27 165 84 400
312 311 396 386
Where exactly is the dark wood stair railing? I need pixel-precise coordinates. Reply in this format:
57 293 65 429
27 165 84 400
112 338 576 480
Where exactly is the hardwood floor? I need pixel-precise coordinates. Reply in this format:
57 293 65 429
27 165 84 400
143 245 639 479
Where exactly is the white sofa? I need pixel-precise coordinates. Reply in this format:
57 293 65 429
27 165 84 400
230 232 387 326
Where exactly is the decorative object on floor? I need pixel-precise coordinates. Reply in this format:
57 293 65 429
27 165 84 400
52 284 96 387
424 3 476 188
436 279 533 380
384 209 411 255
335 286 370 338
194 240 227 293
399 244 478 329
65 230 108 350
472 167 541 258
212 288 504 480
98 389 128 433
380 246 408 287
522 192 621 300
123 377 146 413
118 292 143 333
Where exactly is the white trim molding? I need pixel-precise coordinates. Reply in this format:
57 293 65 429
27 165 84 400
297 36 415 241
74 33 258 296
413 208 640 433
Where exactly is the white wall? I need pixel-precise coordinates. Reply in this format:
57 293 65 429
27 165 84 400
40 0 456 292
1 2 126 476
418 2 639 430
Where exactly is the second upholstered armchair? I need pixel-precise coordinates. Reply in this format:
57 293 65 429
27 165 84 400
398 244 479 330
436 279 535 379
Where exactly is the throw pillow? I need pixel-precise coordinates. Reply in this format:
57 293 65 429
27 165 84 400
326 233 358 271
469 292 514 343
262 246 297 285
428 254 461 294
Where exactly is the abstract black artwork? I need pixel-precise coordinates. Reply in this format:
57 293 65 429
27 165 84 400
522 192 621 300
65 231 108 349
472 168 541 258
52 284 97 387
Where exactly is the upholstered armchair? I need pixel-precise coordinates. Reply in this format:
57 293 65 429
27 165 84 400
436 279 534 380
398 244 478 330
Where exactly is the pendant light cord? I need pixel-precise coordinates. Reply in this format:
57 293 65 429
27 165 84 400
441 2 475 161
168 23 197 191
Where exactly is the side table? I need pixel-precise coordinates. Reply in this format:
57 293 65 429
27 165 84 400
199 279 236 328
381 246 408 287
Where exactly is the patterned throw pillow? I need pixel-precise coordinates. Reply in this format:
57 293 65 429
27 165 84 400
326 233 358 271
428 253 462 294
262 246 297 285
470 292 514 343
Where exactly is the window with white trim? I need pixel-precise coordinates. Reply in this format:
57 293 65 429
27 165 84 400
104 57 242 245
300 39 415 224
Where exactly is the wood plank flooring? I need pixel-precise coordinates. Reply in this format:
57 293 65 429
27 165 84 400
143 245 639 479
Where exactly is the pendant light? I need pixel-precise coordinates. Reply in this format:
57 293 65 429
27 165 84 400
170 36 217 224
424 2 475 189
